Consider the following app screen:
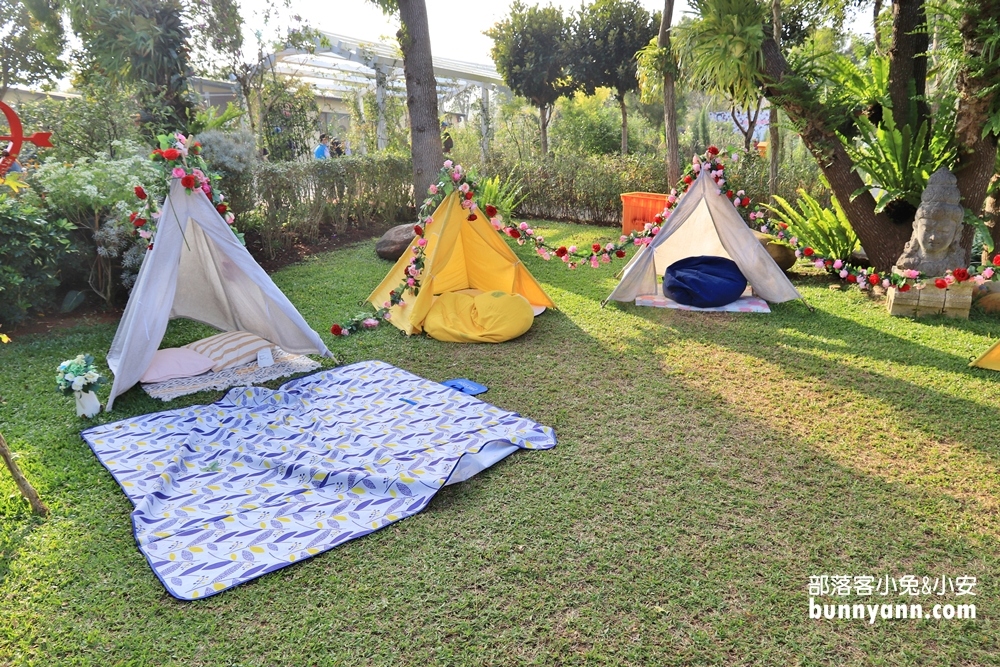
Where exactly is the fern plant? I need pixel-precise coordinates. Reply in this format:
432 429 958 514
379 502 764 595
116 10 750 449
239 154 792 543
477 173 527 222
839 107 955 213
764 190 860 260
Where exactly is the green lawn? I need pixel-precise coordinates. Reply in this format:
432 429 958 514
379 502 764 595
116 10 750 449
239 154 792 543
1 221 999 666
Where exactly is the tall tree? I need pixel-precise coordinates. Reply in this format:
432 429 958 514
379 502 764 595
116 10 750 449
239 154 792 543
682 0 1000 271
487 2 575 156
769 0 780 199
0 0 66 99
370 0 442 201
574 0 658 154
69 0 195 131
658 1 680 183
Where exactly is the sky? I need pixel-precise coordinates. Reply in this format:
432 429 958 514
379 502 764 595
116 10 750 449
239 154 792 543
237 1 873 67
237 1 870 68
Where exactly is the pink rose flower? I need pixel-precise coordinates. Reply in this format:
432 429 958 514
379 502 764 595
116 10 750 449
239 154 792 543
443 160 453 168
983 267 995 279
428 184 438 195
172 167 186 178
839 269 849 278
833 259 843 270
417 238 427 246
519 222 528 230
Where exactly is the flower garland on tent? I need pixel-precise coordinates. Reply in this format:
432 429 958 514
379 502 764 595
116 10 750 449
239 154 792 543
493 146 757 268
128 133 241 250
330 151 756 336
754 216 1000 292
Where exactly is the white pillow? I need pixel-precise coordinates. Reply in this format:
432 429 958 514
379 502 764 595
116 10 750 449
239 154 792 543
140 348 215 384
183 331 274 372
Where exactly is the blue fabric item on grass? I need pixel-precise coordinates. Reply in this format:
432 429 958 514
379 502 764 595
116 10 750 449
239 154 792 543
81 360 555 600
663 255 748 308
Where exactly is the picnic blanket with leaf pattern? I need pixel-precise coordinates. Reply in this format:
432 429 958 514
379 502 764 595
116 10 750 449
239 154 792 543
82 360 556 600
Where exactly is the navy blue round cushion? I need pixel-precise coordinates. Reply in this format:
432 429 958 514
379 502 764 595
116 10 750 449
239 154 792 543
663 255 748 308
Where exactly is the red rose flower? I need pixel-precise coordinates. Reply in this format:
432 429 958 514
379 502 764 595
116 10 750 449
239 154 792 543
846 274 858 283
413 224 423 236
465 191 474 200
803 247 814 257
615 249 626 258
716 163 724 171
147 243 153 250
741 197 751 207
216 203 228 215
468 214 477 221
162 148 181 161
683 175 693 185
934 278 948 289
869 273 879 285
993 255 1000 267
654 213 664 223
707 145 720 155
899 283 911 292
726 190 734 199
134 186 147 200
953 268 970 282
129 212 137 222
592 243 602 253
180 174 196 189
330 324 343 336
509 228 520 239
780 222 788 229
133 217 146 228
555 246 568 257
485 205 498 218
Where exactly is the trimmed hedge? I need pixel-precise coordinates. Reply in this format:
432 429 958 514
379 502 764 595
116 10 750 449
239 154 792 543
227 155 414 258
484 153 670 225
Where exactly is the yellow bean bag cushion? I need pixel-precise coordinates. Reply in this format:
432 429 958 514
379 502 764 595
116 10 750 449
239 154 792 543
424 291 535 343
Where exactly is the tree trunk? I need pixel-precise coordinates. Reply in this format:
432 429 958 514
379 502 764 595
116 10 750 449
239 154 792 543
874 0 884 52
760 38 911 270
619 95 628 155
887 0 929 128
658 0 680 185
769 0 781 200
954 6 1000 262
539 104 549 156
0 432 48 516
397 0 443 204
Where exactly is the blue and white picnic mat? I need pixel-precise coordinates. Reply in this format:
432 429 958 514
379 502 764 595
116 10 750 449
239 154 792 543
82 360 556 600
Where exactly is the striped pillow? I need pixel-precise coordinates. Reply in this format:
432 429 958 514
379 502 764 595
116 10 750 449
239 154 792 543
184 331 274 372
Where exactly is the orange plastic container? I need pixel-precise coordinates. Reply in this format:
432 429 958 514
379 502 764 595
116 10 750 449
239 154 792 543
620 192 669 235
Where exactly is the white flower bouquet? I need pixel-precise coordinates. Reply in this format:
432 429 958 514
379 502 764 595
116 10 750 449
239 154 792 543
56 354 106 395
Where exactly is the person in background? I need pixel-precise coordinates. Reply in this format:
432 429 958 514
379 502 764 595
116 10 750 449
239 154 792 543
442 131 454 154
331 137 345 157
314 134 331 159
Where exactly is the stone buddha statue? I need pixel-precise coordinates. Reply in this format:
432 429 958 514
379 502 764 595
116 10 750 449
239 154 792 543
895 168 966 276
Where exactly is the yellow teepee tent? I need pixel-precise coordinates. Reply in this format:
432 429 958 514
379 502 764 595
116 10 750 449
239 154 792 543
971 340 1000 370
368 192 555 335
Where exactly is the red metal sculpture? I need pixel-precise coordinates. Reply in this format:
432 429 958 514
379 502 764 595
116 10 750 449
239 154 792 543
0 101 53 175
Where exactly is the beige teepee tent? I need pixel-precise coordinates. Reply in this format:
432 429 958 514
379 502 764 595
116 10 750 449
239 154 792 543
606 169 802 305
368 192 555 335
105 180 332 410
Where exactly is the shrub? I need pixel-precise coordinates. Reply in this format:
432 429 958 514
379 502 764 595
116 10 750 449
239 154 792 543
198 129 258 223
482 152 670 224
250 154 413 257
764 190 859 260
0 195 76 326
30 141 163 305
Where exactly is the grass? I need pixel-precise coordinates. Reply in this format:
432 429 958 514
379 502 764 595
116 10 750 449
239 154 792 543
2 219 999 666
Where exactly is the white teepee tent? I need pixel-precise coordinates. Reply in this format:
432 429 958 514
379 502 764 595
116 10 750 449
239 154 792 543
606 169 802 305
105 180 332 409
